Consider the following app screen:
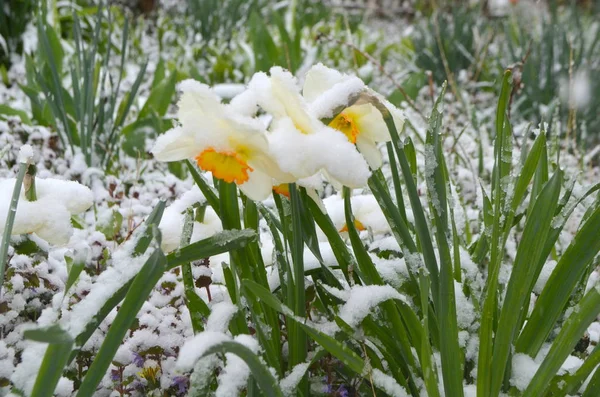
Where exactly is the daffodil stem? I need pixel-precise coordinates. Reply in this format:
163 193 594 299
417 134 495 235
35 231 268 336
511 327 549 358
25 164 37 202
0 162 28 295
194 202 207 223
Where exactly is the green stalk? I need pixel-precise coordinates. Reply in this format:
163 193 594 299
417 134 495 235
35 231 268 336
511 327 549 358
287 184 308 394
24 164 37 201
477 70 512 396
181 209 208 334
0 161 28 292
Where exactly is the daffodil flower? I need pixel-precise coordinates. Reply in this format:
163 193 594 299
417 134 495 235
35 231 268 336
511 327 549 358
151 80 292 201
0 178 93 245
304 63 405 170
248 67 371 188
322 194 389 235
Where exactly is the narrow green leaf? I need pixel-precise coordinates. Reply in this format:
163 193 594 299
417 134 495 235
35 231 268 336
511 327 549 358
0 104 32 124
516 204 600 356
166 229 257 270
243 280 365 374
139 71 176 119
478 70 513 397
489 170 563 396
523 287 600 397
28 326 73 397
0 162 27 291
180 209 207 333
76 249 167 397
186 160 220 213
197 341 284 397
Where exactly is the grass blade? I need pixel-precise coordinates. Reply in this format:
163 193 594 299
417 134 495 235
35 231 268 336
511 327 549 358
0 161 28 291
76 249 167 396
199 340 284 397
26 326 74 397
523 287 600 397
516 204 600 356
489 169 563 396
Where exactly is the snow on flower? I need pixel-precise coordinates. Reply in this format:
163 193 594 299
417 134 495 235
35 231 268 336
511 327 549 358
248 67 371 188
0 177 93 245
304 63 398 169
151 80 293 201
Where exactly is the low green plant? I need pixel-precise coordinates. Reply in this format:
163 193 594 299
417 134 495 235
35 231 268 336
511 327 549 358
503 3 600 143
18 5 168 169
0 0 36 69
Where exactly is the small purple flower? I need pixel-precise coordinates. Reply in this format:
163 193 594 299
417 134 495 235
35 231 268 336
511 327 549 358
110 369 120 382
131 380 145 392
322 376 333 393
132 352 144 367
336 385 349 397
172 376 189 395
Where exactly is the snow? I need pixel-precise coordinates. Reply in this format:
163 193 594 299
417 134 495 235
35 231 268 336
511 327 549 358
339 285 406 329
0 177 93 245
215 335 259 397
206 302 238 333
533 260 557 294
59 232 151 338
280 363 310 396
18 145 34 164
176 331 231 371
370 368 409 397
158 185 222 252
510 353 540 391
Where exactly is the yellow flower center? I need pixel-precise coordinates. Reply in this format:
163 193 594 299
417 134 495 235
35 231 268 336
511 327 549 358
273 183 290 198
329 112 360 144
196 148 253 185
339 219 366 233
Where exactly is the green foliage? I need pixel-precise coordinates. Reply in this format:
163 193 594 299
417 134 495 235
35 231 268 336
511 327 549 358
20 6 150 169
0 0 36 68
503 5 600 142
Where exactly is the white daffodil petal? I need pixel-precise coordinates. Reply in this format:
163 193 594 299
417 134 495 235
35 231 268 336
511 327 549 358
228 89 259 117
239 170 273 201
318 128 371 187
308 77 366 120
356 134 383 170
151 127 200 162
177 80 223 125
269 67 316 134
303 63 345 102
356 104 391 143
249 153 296 184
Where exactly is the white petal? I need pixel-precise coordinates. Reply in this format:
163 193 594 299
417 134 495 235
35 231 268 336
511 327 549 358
303 63 345 102
151 127 200 162
177 80 223 126
228 89 259 116
356 134 383 169
270 67 316 134
239 170 273 201
308 77 366 120
355 104 391 143
316 128 371 188
249 153 296 183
